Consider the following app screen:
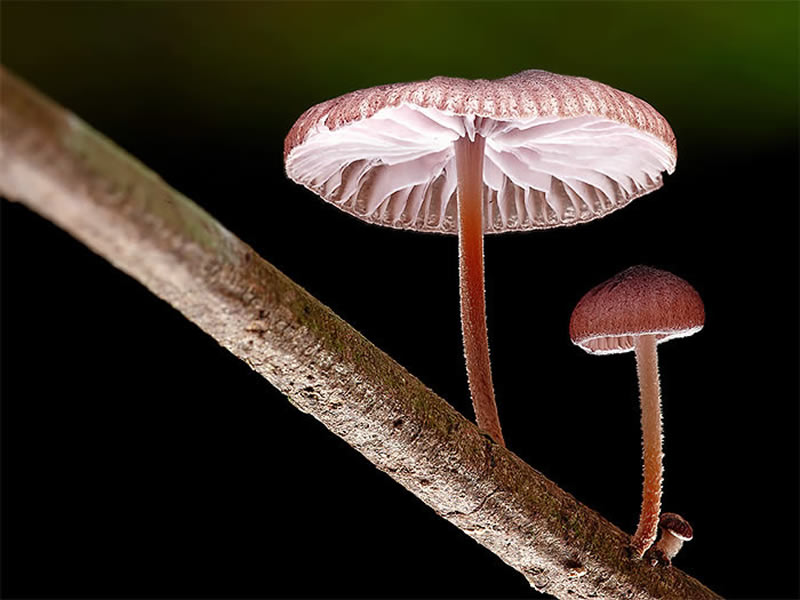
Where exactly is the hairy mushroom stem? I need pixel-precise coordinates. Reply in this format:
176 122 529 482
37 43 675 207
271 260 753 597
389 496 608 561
454 133 505 447
631 333 664 557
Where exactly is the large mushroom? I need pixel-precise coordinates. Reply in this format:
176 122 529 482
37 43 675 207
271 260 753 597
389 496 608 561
569 265 705 557
285 70 677 446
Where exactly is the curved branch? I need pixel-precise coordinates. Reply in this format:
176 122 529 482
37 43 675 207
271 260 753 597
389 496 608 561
0 66 722 600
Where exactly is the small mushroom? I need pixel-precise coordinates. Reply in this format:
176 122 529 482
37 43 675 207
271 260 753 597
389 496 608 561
285 71 677 446
651 512 693 566
569 266 704 558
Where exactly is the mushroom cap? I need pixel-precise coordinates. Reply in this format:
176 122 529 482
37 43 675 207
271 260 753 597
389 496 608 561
659 512 694 541
569 265 705 355
285 70 676 234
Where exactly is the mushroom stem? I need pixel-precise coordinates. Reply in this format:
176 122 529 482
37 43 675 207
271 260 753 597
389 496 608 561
631 334 664 557
654 529 685 564
454 134 505 447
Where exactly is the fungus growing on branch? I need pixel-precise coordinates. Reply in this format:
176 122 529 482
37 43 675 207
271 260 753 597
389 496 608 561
570 265 704 557
286 71 677 446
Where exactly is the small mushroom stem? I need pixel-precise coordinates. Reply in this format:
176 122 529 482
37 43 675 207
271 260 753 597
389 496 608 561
454 134 505 447
653 530 685 565
631 334 663 557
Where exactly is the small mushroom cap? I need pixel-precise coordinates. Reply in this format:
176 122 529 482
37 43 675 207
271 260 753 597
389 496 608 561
659 512 694 541
285 70 676 234
569 265 705 355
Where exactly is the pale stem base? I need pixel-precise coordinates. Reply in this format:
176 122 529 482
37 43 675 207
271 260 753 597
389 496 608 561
454 134 505 447
654 531 684 563
631 334 663 558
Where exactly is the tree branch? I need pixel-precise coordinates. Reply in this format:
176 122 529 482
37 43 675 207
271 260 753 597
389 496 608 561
0 66 722 600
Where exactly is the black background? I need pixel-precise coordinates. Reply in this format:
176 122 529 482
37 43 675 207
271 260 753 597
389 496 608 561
2 2 798 599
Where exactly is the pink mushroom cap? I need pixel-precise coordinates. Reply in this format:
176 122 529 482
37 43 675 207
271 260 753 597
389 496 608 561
284 70 677 234
569 265 706 355
660 512 694 542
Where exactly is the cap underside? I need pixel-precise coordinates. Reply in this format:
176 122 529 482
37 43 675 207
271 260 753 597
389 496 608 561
285 103 676 234
575 325 704 355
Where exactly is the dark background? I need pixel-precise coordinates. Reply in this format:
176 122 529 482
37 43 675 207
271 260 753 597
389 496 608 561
1 2 798 599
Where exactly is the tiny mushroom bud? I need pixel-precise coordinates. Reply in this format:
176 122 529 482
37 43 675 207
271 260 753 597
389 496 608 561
285 71 677 447
569 265 704 558
652 512 694 566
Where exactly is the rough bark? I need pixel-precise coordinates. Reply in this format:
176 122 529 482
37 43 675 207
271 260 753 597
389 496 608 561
0 66 722 600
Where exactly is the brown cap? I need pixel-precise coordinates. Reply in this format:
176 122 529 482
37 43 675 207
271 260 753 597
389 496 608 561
659 512 694 541
285 70 676 234
569 265 705 355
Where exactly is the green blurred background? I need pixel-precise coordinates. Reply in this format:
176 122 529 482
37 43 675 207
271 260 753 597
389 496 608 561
2 2 798 599
4 1 797 143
